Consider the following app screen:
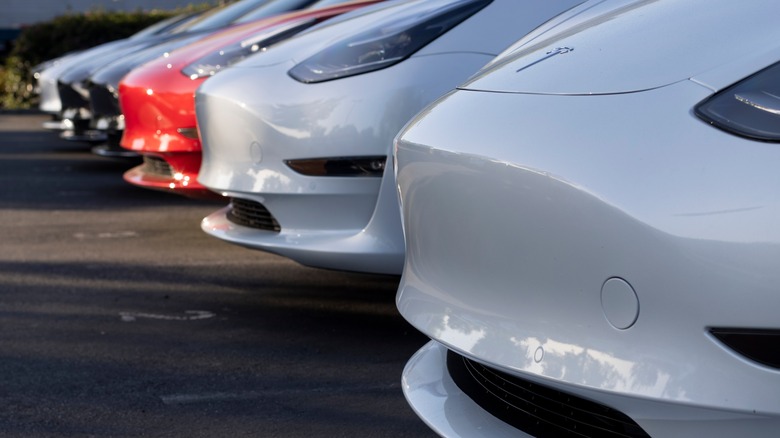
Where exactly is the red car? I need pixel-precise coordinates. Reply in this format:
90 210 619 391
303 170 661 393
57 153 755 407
119 0 383 198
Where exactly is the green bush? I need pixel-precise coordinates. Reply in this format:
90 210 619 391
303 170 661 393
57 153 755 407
0 55 34 108
0 6 211 109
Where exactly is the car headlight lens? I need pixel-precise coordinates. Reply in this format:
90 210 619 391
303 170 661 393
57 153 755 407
288 0 491 84
181 18 318 80
695 61 780 142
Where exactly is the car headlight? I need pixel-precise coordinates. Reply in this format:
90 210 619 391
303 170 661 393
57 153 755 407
288 0 491 84
181 18 318 80
695 61 780 142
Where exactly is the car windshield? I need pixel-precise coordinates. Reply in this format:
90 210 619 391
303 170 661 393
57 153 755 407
289 1 396 37
235 0 321 23
307 0 360 8
129 11 208 39
186 0 276 31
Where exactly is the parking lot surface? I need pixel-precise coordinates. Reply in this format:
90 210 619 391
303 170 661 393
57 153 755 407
0 113 433 437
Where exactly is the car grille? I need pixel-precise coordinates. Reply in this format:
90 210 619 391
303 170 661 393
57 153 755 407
447 350 650 437
57 81 88 108
227 197 281 232
88 83 120 117
142 156 174 177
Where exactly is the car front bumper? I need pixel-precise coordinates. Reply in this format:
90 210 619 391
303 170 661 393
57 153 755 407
195 52 495 274
395 80 780 436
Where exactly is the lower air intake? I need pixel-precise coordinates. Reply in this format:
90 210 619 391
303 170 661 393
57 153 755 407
88 83 120 117
447 350 650 437
142 156 174 177
227 197 281 232
710 328 780 369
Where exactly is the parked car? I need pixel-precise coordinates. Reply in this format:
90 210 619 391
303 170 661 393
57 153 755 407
195 0 586 274
395 0 780 436
45 0 316 142
36 9 208 129
98 0 380 174
35 10 201 116
87 0 357 158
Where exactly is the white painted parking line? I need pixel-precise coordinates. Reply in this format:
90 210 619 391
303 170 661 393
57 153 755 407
159 383 401 405
119 310 215 322
74 231 139 239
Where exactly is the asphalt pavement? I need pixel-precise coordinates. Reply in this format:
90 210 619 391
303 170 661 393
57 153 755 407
0 113 433 437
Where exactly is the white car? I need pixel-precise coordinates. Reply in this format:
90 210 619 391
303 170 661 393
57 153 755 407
196 0 586 275
395 0 780 436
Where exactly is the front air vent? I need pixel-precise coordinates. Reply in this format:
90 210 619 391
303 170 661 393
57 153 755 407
227 197 281 232
285 156 386 177
710 328 780 369
447 350 650 437
142 156 174 177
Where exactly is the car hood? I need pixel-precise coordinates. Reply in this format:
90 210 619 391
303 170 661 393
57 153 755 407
108 1 380 87
58 31 212 85
225 0 586 70
89 33 209 88
460 0 780 95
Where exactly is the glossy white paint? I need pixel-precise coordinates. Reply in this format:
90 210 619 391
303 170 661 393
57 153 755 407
395 0 780 435
196 0 586 274
201 154 403 273
463 0 780 95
